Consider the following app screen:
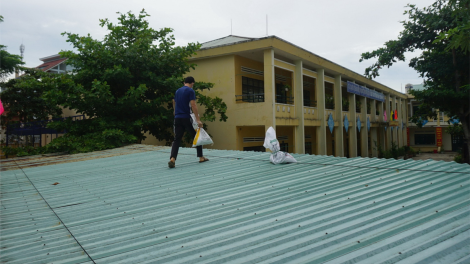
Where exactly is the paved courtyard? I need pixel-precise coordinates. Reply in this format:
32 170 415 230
412 152 459 162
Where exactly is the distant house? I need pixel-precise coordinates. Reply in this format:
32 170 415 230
35 54 74 73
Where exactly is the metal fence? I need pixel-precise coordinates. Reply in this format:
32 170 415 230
4 115 85 148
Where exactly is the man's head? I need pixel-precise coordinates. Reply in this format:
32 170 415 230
184 76 195 88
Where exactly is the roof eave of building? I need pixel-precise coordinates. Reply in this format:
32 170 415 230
194 35 407 98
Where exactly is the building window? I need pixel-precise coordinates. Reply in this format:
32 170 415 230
243 146 266 152
305 142 312 154
280 143 289 152
414 134 435 145
276 83 288 104
303 90 311 106
242 77 264 102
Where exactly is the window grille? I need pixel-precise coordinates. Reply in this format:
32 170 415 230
241 66 264 76
243 137 265 143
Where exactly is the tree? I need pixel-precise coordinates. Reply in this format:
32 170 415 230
43 10 227 152
0 15 25 81
435 0 470 54
1 68 63 126
360 0 470 163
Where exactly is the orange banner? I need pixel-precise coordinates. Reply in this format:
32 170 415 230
436 127 442 147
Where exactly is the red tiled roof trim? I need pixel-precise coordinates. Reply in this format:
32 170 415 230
35 58 67 72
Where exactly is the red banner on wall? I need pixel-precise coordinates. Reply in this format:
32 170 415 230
436 127 442 147
407 128 410 146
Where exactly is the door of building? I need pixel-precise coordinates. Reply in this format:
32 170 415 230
451 135 464 152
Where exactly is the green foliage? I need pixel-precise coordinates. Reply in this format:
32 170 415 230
355 98 362 112
454 153 464 163
360 0 469 163
41 10 227 153
434 0 470 54
374 141 415 159
445 122 464 136
325 94 334 108
0 68 63 127
0 16 25 81
342 97 349 111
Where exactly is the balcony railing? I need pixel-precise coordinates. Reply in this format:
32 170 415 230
304 99 317 107
325 102 335 110
276 95 294 104
235 93 265 103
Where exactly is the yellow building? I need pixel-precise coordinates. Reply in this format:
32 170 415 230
144 35 410 157
405 84 463 153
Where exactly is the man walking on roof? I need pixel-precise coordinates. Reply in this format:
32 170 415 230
168 76 209 168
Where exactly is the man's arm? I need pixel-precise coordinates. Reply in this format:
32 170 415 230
190 100 203 127
172 99 175 116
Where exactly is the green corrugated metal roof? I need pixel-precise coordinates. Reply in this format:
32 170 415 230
1 145 469 263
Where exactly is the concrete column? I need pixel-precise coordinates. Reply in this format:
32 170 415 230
316 69 327 155
403 98 408 146
398 98 403 147
371 97 378 157
348 92 357 157
378 100 385 150
385 94 391 150
334 75 344 157
264 49 276 134
360 96 368 157
294 60 305 154
392 96 397 146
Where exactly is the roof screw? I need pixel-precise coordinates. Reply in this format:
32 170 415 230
399 252 401 254
153 229 155 231
402 206 404 208
298 225 301 227
47 253 49 255
200 255 202 257
142 223 144 225
325 233 328 235
276 219 277 221
44 244 46 246
436 211 438 213
357 241 360 243
166 236 168 238
348 198 350 199
255 213 256 215
325 194 326 195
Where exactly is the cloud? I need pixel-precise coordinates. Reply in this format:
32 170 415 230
1 0 435 89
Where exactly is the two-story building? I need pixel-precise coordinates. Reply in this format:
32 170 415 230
143 35 410 157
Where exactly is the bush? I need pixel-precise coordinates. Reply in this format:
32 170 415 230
1 128 137 158
374 141 414 160
454 154 464 163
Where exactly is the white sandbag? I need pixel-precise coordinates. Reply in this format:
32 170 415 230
190 113 199 130
192 127 213 147
263 126 297 164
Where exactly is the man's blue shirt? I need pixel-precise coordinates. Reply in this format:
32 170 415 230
174 86 196 119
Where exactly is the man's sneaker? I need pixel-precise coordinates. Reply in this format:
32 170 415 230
168 160 175 168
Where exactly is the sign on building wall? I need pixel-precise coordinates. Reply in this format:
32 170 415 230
436 127 443 147
407 128 410 146
347 82 385 102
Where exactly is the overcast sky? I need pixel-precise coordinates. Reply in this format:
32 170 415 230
2 0 436 92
